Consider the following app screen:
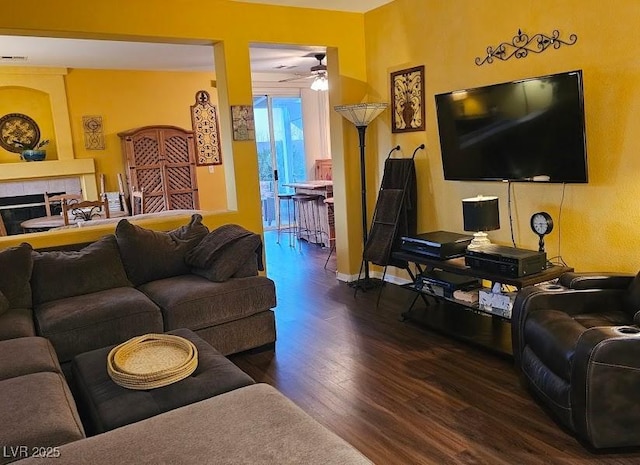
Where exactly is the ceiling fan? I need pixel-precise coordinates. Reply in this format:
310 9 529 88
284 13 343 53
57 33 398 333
278 53 328 90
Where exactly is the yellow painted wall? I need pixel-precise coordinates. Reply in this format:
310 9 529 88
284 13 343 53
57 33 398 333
364 0 640 273
0 0 368 276
0 87 58 161
65 68 227 210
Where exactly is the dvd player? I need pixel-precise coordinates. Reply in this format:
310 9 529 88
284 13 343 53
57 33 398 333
401 231 474 260
465 245 547 278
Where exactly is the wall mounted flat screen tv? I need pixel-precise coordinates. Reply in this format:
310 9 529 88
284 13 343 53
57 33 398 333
435 70 588 183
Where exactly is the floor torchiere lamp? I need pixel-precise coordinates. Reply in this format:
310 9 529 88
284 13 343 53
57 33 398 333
334 102 388 291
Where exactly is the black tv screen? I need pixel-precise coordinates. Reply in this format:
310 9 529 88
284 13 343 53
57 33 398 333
435 70 588 183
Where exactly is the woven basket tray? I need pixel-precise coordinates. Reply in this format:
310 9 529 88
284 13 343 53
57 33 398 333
107 334 198 390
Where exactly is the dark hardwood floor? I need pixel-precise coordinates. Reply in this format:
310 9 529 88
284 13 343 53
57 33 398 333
230 232 640 465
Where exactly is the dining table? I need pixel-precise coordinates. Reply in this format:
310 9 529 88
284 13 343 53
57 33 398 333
21 210 127 232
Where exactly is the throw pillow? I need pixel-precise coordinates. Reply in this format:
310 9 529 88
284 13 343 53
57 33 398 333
31 235 132 305
116 214 209 286
0 243 34 309
186 225 263 282
184 224 253 269
0 290 9 316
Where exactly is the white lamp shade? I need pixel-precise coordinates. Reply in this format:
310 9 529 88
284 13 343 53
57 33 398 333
334 103 388 127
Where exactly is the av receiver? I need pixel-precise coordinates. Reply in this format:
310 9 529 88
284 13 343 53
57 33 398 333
465 245 546 278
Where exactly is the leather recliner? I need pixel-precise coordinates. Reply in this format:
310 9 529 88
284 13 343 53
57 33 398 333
512 271 640 449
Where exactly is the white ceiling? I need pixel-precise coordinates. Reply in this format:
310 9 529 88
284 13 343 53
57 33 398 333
0 0 391 77
0 35 326 78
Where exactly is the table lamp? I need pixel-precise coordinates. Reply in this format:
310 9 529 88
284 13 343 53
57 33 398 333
462 195 500 249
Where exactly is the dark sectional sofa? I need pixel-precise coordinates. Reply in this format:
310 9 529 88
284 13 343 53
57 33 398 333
0 216 281 462
0 216 372 464
7 215 277 364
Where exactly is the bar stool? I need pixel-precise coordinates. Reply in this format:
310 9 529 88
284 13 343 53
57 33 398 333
276 193 296 247
292 193 322 249
323 197 335 270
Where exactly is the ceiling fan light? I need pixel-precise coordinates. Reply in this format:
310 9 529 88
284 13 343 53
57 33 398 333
311 75 328 91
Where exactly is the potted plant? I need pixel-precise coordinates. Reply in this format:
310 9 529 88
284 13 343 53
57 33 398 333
19 139 50 162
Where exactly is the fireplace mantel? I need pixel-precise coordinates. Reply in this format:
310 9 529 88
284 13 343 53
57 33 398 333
0 159 98 199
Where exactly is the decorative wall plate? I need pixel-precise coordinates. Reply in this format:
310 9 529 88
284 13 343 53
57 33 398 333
0 113 41 153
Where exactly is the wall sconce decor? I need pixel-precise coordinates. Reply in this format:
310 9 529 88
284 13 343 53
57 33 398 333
231 105 256 141
475 29 578 66
190 90 223 166
391 65 425 133
83 115 105 150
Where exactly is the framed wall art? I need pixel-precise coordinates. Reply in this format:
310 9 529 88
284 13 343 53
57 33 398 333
231 105 256 141
391 65 425 133
190 90 223 166
82 115 105 150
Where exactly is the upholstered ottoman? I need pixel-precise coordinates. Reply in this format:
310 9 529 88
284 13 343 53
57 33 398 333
71 328 255 434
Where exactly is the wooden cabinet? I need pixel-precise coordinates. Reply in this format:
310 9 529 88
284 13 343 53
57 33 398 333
314 159 332 180
118 125 199 213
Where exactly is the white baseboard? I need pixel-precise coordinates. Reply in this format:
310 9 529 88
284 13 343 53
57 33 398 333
336 268 412 286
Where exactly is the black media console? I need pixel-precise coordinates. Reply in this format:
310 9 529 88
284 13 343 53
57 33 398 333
392 250 572 356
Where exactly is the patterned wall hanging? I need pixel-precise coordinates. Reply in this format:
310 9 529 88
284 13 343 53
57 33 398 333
82 115 105 150
190 90 223 166
475 29 578 66
231 105 256 141
391 65 425 133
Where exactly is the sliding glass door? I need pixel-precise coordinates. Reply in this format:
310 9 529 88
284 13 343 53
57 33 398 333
253 95 307 230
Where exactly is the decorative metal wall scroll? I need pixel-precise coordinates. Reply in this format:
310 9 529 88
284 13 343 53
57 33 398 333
82 115 105 150
231 105 256 141
190 90 223 166
391 65 425 133
476 29 578 66
0 113 40 152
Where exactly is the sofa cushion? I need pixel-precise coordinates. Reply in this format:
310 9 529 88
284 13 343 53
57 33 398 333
0 337 61 381
185 224 263 282
138 274 276 331
116 214 209 286
0 243 33 309
34 287 163 363
0 372 85 465
0 308 36 340
31 235 131 305
14 384 373 465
